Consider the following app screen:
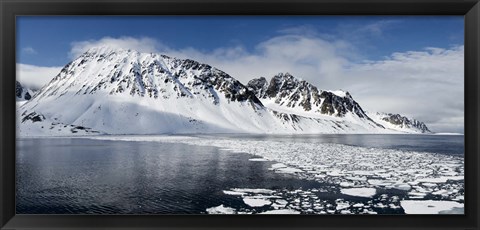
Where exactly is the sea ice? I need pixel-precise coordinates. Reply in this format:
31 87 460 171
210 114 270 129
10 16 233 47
249 158 269 161
90 135 464 214
416 176 464 183
400 200 464 214
392 183 411 191
340 182 355 187
275 167 303 174
231 188 276 194
259 209 300 214
243 198 272 207
269 163 287 170
340 188 376 198
223 190 247 196
206 205 237 214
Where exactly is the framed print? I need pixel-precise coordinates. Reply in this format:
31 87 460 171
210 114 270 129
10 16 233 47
1 0 479 229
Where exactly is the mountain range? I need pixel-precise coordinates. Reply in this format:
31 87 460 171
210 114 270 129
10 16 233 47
16 47 431 136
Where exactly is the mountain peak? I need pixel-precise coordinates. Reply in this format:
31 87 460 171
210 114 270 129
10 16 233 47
272 72 304 84
274 72 294 79
327 90 350 98
82 46 135 56
247 73 370 119
36 47 263 108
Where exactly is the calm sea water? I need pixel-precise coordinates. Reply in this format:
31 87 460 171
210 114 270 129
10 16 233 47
16 134 463 214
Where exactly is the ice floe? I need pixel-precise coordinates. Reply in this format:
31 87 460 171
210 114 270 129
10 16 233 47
230 188 276 194
259 209 300 214
249 158 269 161
206 205 236 214
340 188 376 198
243 198 272 207
400 200 464 214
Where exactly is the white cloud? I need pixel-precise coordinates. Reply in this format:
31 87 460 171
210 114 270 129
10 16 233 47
16 64 63 90
343 46 464 133
164 34 354 86
354 20 400 37
22 47 37 55
69 36 163 59
21 34 464 133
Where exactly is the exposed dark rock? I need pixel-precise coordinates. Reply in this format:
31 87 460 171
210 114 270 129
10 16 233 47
16 81 32 100
248 73 369 118
21 112 45 123
381 113 431 133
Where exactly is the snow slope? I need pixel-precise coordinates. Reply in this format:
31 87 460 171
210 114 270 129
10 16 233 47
17 111 101 137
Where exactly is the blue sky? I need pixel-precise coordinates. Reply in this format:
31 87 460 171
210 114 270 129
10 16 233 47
17 16 463 66
16 16 465 133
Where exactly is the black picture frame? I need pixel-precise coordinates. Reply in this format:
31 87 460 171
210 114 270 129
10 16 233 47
1 0 479 229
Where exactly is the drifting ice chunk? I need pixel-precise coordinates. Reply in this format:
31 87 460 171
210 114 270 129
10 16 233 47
341 188 376 198
327 171 344 176
345 176 367 181
206 205 236 214
269 163 287 170
276 167 303 174
259 209 300 214
368 179 392 186
352 203 364 208
223 190 247 196
340 182 355 187
231 188 276 194
400 200 464 214
249 158 269 161
408 191 427 198
422 183 437 187
352 170 375 176
416 176 464 183
243 198 272 207
392 183 411 191
336 201 350 210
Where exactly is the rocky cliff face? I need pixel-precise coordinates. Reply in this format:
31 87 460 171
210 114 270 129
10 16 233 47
367 112 431 133
247 73 370 119
16 81 32 101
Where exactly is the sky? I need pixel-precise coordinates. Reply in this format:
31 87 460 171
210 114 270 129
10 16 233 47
16 16 464 133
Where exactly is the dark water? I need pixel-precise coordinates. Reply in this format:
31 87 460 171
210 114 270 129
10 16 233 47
16 138 319 214
16 134 463 214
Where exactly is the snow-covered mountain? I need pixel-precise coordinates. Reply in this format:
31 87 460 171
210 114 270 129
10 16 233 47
17 47 430 136
367 112 431 133
16 81 33 101
247 74 431 134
